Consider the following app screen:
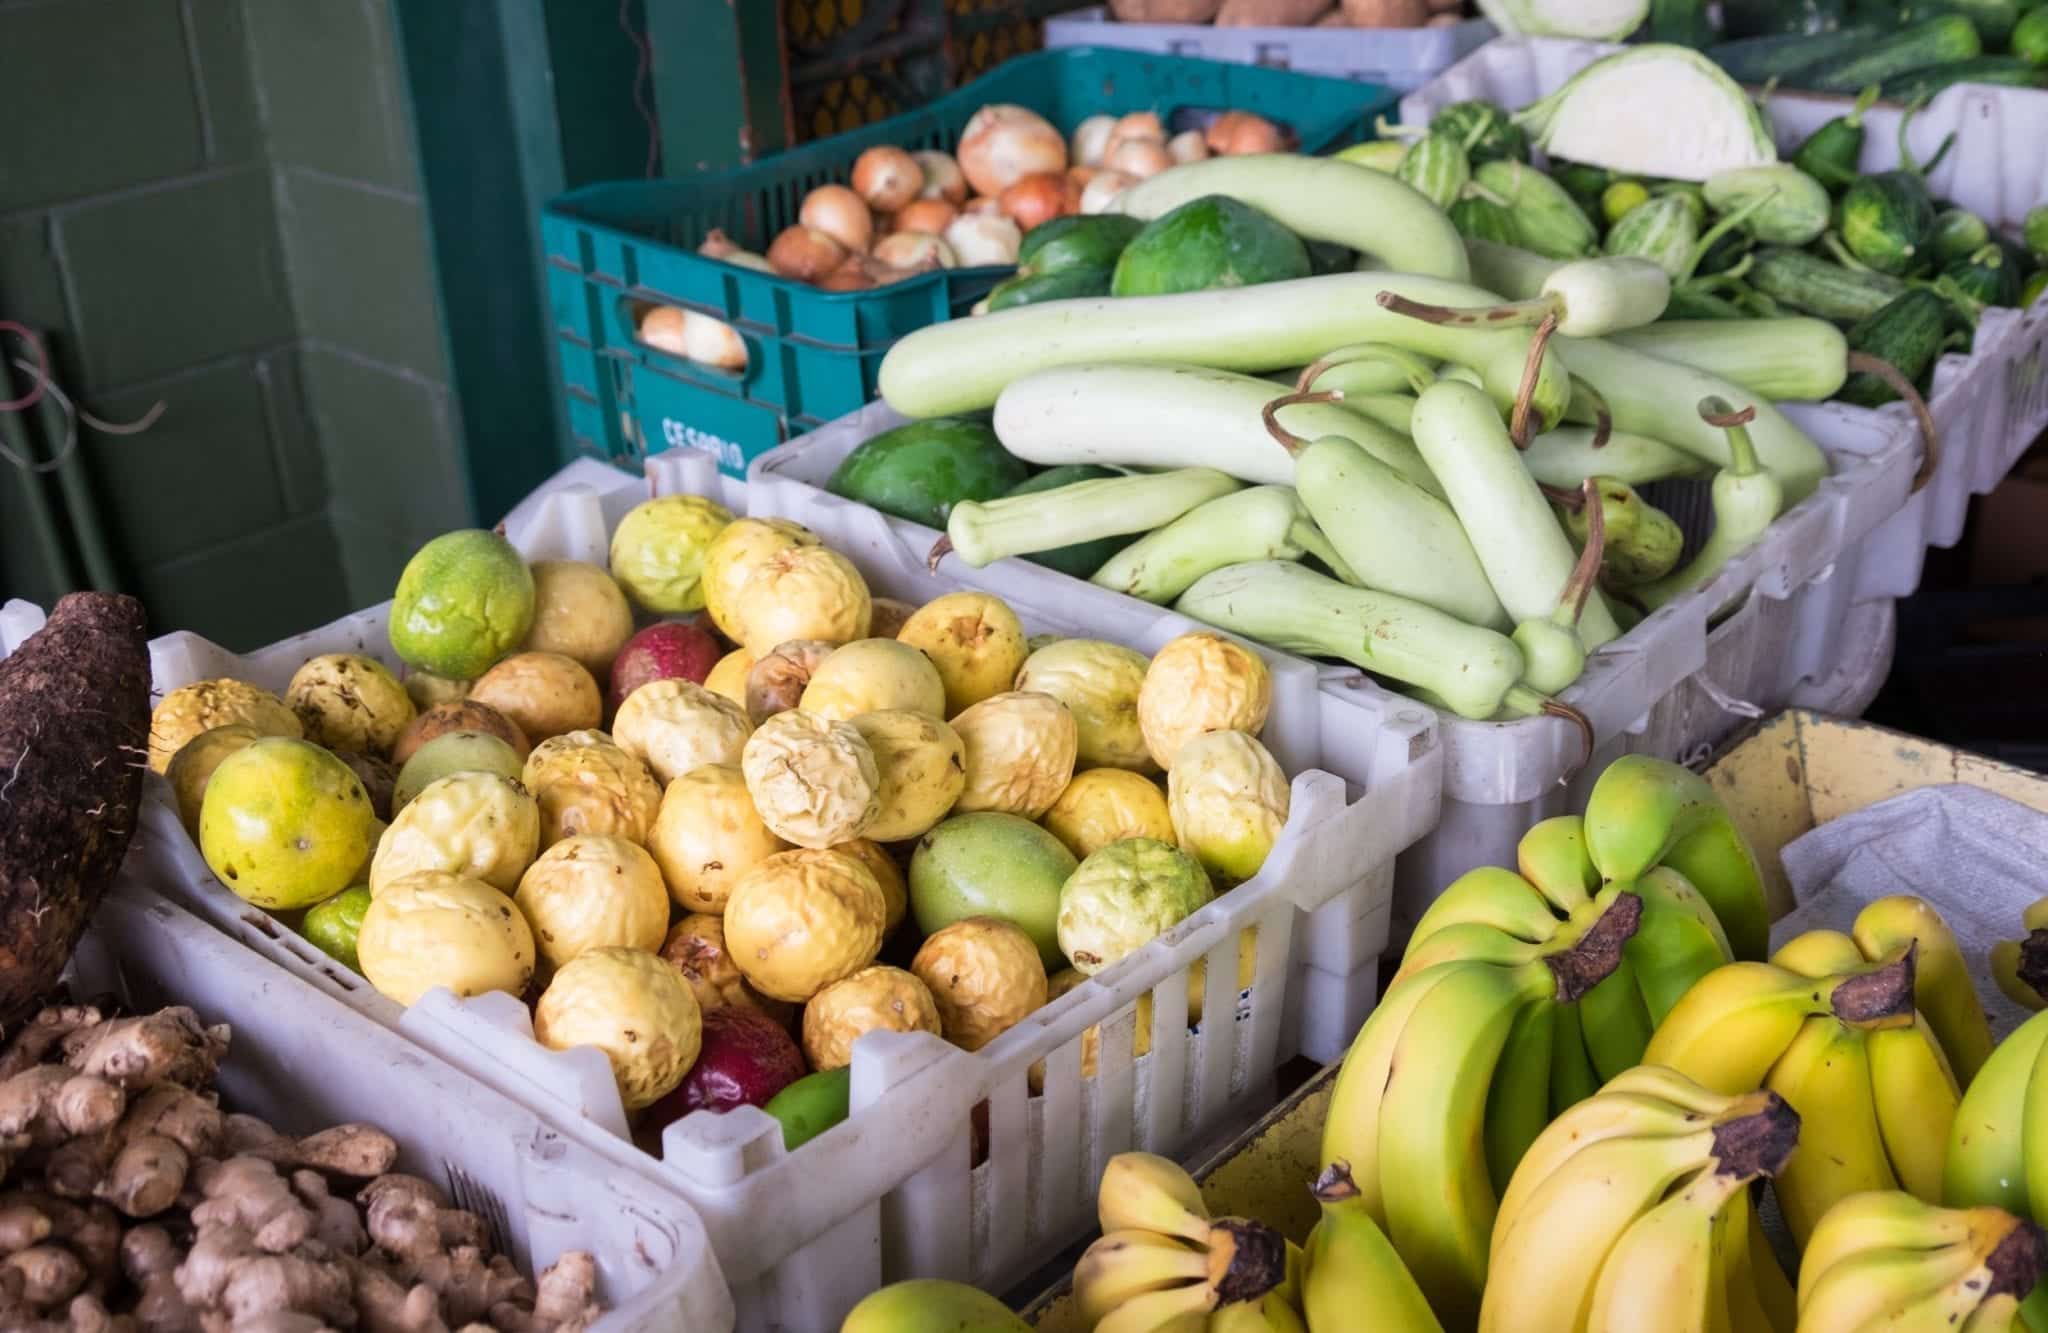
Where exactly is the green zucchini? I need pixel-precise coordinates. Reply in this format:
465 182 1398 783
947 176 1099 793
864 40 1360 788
1722 0 1854 36
1707 27 1879 83
1429 100 1529 165
1397 131 1472 211
1450 197 1518 246
826 418 1031 529
1111 196 1311 298
1650 0 1717 46
1878 57 2048 102
1791 86 1879 191
942 468 1239 568
1016 215 1142 276
985 266 1112 312
1609 318 1852 400
1792 16 1982 94
1929 208 1991 267
1002 465 1135 580
1475 160 1599 260
1839 288 1952 406
1746 247 1908 319
1881 0 2022 44
1840 171 1938 275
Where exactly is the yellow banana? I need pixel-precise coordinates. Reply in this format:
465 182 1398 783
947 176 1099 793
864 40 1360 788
1302 1163 1443 1333
1483 998 1556 1192
1960 1294 2028 1333
1075 1231 1211 1323
1948 1009 2048 1215
2022 1017 2048 1228
1599 1063 1745 1117
1491 1087 1717 1258
1405 866 1565 955
1584 1165 1747 1333
1208 1290 1305 1333
1718 1186 1794 1333
1100 1152 1211 1245
1796 1200 2044 1333
1772 928 1866 978
1990 937 2048 1012
1516 814 1598 914
1377 959 1549 1327
1321 960 1474 1226
1765 1017 1900 1247
1796 1190 1978 1305
841 1278 1032 1331
1481 1130 1718 1333
1392 921 1544 987
1743 1194 1798 1333
1625 867 1735 1023
1581 754 1770 961
1093 1282 1215 1333
1642 962 1843 1095
1853 894 1996 1086
1868 1016 1963 1202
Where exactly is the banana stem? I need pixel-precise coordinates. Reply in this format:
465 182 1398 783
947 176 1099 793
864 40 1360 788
1706 1092 1801 1183
1830 942 1918 1029
1545 891 1642 1002
2018 929 2048 1001
1261 388 1344 457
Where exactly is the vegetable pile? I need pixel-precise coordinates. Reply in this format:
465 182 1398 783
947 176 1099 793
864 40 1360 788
151 504 1298 1156
0 1001 601 1330
1105 0 1470 29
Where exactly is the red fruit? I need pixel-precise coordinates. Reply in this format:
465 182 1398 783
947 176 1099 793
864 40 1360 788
607 618 723 713
652 1005 807 1121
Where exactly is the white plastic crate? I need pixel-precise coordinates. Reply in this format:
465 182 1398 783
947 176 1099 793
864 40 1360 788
64 879 733 1332
13 451 1441 1332
1043 7 1493 92
1402 35 2048 608
748 393 1912 924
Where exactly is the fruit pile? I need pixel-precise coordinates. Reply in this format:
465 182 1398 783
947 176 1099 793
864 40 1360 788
148 492 1296 1153
854 753 2048 1332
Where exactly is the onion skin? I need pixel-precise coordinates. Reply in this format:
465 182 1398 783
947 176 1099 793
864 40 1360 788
684 313 748 371
873 231 956 270
999 172 1069 231
1168 129 1210 164
943 213 1022 267
1105 138 1172 179
767 225 849 282
962 196 1003 217
957 104 1067 198
800 184 874 254
913 150 968 204
639 305 689 357
818 260 877 292
1205 110 1286 156
891 198 958 235
1072 114 1116 167
1079 170 1135 215
1112 110 1167 144
852 146 921 213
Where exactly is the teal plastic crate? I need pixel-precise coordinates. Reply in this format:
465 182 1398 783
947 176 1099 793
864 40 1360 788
543 47 1399 478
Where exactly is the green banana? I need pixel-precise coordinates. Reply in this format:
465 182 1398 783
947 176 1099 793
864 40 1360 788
1577 957 1656 1083
1949 1009 2048 1216
1483 999 1556 1191
1625 868 1735 1022
1516 815 1598 914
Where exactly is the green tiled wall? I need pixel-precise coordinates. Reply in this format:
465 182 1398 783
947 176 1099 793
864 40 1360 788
0 0 466 650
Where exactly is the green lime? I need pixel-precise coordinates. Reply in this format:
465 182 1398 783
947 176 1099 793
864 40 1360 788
303 886 373 972
764 1066 851 1151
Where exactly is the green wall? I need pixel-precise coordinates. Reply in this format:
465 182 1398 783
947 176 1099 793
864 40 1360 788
0 0 483 649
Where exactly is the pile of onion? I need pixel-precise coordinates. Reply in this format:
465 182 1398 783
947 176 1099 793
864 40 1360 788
637 305 747 373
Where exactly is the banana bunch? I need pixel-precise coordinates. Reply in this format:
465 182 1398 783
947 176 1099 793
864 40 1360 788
1074 1153 1294 1332
1989 894 2048 1012
1946 1007 2048 1330
1840 895 1996 1084
1320 813 1737 1321
1643 935 1962 1248
1478 1066 1801 1333
1582 754 1773 962
1301 1163 1442 1333
1796 1192 2047 1332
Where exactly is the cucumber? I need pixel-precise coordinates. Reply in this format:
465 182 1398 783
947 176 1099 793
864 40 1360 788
1475 160 1599 260
1703 165 1832 246
1111 196 1311 298
1878 56 2048 101
1746 247 1908 319
1706 27 1879 83
1839 288 1951 406
1881 0 2022 44
1002 466 1135 580
1723 0 1853 36
1663 285 1754 319
1791 86 1878 191
1016 215 1142 276
1429 101 1529 165
1550 161 1614 217
1609 318 1852 400
1650 0 1717 46
1929 208 1991 267
826 418 1030 529
1604 196 1699 277
1116 155 1470 281
1450 197 1517 246
1840 171 1938 275
1397 131 1472 211
1792 16 1982 94
1943 242 2022 309
985 266 1111 312
2017 7 2048 65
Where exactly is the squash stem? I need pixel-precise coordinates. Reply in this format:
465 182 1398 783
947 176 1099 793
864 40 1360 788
1820 231 1873 274
1260 388 1345 457
1501 686 1595 774
1539 482 1585 509
1557 477 1606 629
926 534 953 573
1373 115 1427 143
1845 351 1942 493
1568 375 1613 448
1373 290 1564 334
1510 311 1561 449
1698 396 1761 477
1846 84 1879 130
1296 344 1436 398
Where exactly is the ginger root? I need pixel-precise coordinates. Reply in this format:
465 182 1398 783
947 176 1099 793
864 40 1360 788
63 1012 226 1091
0 1009 106 1083
0 1066 126 1149
221 1115 396 1178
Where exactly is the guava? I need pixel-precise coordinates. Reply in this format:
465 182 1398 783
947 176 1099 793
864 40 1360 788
389 529 535 679
1167 730 1290 887
608 494 734 614
1056 837 1213 976
391 731 524 812
198 738 376 911
909 811 1076 969
149 679 300 774
1015 638 1153 772
896 592 1028 717
801 964 942 1071
910 918 1049 1052
949 690 1077 818
1041 768 1176 861
303 885 373 973
536 947 703 1110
